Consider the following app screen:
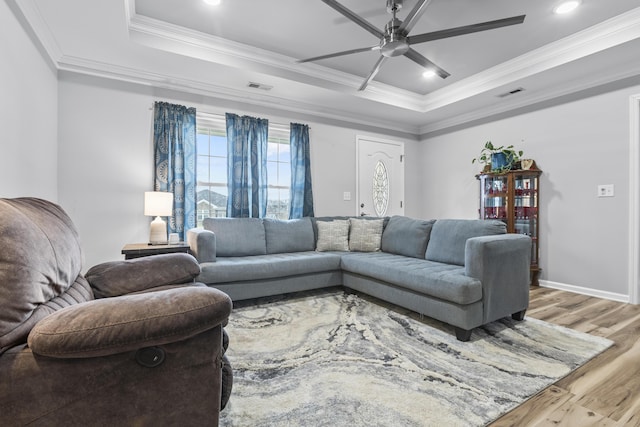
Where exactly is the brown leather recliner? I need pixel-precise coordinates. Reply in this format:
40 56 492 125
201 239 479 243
0 198 233 426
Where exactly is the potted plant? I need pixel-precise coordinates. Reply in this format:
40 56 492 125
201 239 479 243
472 141 523 172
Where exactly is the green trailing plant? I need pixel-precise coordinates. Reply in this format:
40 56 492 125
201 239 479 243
472 141 523 172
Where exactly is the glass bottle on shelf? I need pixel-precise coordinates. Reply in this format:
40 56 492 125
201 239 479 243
477 167 542 285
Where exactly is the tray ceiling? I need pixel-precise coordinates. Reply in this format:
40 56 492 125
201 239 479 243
12 0 640 136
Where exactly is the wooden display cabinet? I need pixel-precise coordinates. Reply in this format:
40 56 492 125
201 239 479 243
476 168 542 285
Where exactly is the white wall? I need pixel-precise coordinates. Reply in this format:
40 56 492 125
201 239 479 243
0 2 58 199
419 85 640 300
57 73 419 270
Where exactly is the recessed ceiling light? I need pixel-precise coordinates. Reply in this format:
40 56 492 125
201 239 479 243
203 0 222 6
554 1 581 14
422 70 437 79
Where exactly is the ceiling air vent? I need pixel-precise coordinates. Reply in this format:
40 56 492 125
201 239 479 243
247 82 273 91
497 87 525 98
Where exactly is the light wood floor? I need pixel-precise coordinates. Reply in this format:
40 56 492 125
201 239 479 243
489 286 640 426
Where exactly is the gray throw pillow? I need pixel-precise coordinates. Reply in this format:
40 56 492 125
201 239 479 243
349 218 384 252
202 217 266 256
381 216 435 259
264 218 315 254
316 220 350 252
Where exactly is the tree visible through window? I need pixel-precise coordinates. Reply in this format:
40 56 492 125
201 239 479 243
196 115 291 226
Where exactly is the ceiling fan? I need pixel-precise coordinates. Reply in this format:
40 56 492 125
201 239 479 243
298 0 526 91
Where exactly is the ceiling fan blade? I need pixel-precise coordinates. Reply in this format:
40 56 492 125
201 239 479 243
398 0 433 34
321 0 384 39
407 15 526 45
297 45 381 63
359 56 388 91
403 48 450 79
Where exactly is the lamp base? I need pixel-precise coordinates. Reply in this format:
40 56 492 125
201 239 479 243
149 216 168 245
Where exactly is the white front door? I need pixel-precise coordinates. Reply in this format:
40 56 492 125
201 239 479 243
356 136 404 217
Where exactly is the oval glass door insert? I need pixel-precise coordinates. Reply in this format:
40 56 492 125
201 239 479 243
373 160 389 217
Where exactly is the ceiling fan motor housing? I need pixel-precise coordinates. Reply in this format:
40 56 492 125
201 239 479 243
381 18 409 57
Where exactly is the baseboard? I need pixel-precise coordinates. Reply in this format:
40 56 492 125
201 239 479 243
538 280 630 303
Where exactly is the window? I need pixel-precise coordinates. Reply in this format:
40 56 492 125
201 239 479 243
196 116 227 225
267 125 291 220
196 114 291 226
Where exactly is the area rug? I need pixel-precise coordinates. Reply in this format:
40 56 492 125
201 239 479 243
219 290 612 427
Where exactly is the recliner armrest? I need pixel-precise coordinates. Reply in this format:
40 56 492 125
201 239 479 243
187 228 217 263
27 286 232 358
86 253 201 298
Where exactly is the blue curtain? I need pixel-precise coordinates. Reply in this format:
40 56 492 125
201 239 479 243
225 113 268 218
289 123 314 218
153 102 197 240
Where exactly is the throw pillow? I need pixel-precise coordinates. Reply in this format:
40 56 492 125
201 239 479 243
380 216 436 259
316 220 350 252
348 218 384 252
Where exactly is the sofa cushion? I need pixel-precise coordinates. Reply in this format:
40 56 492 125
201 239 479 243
316 220 350 252
341 252 482 305
381 216 435 259
263 218 315 254
203 217 266 256
349 218 384 252
198 252 343 284
425 219 506 266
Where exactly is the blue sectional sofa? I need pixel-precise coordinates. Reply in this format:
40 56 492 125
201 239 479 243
187 216 532 341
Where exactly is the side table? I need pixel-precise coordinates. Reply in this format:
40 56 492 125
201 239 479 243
121 243 191 260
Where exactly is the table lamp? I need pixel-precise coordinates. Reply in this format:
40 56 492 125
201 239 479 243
144 191 173 245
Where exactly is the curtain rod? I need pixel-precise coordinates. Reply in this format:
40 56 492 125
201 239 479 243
197 111 306 131
149 103 309 131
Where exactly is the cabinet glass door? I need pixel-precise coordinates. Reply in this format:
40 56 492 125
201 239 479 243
514 173 538 267
480 175 509 224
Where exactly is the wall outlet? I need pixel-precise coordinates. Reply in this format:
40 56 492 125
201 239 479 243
597 184 614 197
343 191 351 201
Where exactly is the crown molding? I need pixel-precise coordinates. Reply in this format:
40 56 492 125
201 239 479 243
56 54 420 135
418 7 640 113
127 10 424 112
420 54 640 136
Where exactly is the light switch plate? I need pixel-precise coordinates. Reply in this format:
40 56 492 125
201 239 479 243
597 184 614 197
343 192 351 201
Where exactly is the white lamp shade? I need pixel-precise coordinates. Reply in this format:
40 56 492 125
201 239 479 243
144 192 173 217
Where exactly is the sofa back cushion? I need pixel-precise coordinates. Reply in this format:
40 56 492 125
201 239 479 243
0 198 93 354
381 216 436 259
263 218 315 254
425 219 507 265
203 217 266 256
